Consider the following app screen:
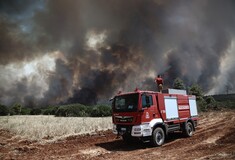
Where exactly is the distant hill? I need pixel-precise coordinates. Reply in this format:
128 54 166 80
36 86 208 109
208 94 235 109
211 94 235 101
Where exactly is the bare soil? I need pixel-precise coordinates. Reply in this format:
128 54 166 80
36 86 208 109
1 111 235 160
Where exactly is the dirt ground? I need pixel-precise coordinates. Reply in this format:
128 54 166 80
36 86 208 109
1 111 235 160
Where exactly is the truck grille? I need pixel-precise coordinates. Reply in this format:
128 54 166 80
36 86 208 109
116 125 132 135
115 116 133 123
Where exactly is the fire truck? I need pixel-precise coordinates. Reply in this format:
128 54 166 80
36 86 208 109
111 88 198 146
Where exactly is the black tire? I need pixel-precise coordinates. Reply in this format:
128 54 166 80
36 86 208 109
184 122 194 137
151 127 165 147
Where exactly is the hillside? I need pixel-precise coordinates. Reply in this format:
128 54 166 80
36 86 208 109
211 94 235 108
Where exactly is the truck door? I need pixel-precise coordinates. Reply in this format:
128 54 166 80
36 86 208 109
141 94 154 122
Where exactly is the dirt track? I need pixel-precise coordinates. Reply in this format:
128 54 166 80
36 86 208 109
1 111 235 160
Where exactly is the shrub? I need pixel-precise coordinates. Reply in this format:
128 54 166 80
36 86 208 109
205 96 217 110
0 104 9 116
54 104 111 117
30 108 42 115
42 106 59 115
9 104 32 115
10 103 22 115
197 97 207 112
90 105 111 117
55 104 90 117
55 106 66 117
21 107 32 115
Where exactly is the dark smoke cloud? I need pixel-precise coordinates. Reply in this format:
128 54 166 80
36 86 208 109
0 0 235 106
42 59 74 105
67 88 97 105
0 17 32 64
155 0 235 91
0 0 45 65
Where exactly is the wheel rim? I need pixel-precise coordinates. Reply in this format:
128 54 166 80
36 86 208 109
155 131 163 144
187 123 193 136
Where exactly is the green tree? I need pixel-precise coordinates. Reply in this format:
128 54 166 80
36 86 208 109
205 96 217 110
173 78 185 89
189 84 203 99
30 108 42 115
55 104 90 117
197 97 207 112
189 84 204 112
0 104 9 116
54 103 111 117
21 107 32 115
42 106 59 115
10 103 22 115
90 105 111 117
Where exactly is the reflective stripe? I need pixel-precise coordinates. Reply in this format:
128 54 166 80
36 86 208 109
149 118 163 127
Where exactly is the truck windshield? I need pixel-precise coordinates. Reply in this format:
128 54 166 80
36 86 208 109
113 93 139 112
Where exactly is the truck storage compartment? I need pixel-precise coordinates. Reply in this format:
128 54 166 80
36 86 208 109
164 96 179 120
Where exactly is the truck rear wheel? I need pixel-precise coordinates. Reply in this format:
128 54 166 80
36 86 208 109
151 127 165 147
184 122 194 137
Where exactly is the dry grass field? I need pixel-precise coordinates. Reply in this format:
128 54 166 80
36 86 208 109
0 115 112 141
0 111 235 159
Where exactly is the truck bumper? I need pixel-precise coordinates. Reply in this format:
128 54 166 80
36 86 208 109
131 123 152 137
113 123 152 137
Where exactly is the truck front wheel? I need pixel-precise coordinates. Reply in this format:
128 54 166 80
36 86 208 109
151 127 165 147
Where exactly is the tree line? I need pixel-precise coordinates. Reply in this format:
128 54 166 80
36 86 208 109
0 103 112 117
173 78 234 111
0 78 233 116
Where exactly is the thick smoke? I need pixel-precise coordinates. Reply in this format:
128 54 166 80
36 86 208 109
0 0 235 106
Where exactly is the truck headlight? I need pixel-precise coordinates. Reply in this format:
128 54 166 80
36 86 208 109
134 128 141 131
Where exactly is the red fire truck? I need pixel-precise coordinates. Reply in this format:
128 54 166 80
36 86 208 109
112 88 198 146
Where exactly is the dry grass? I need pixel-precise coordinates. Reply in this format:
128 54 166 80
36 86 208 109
0 115 112 141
